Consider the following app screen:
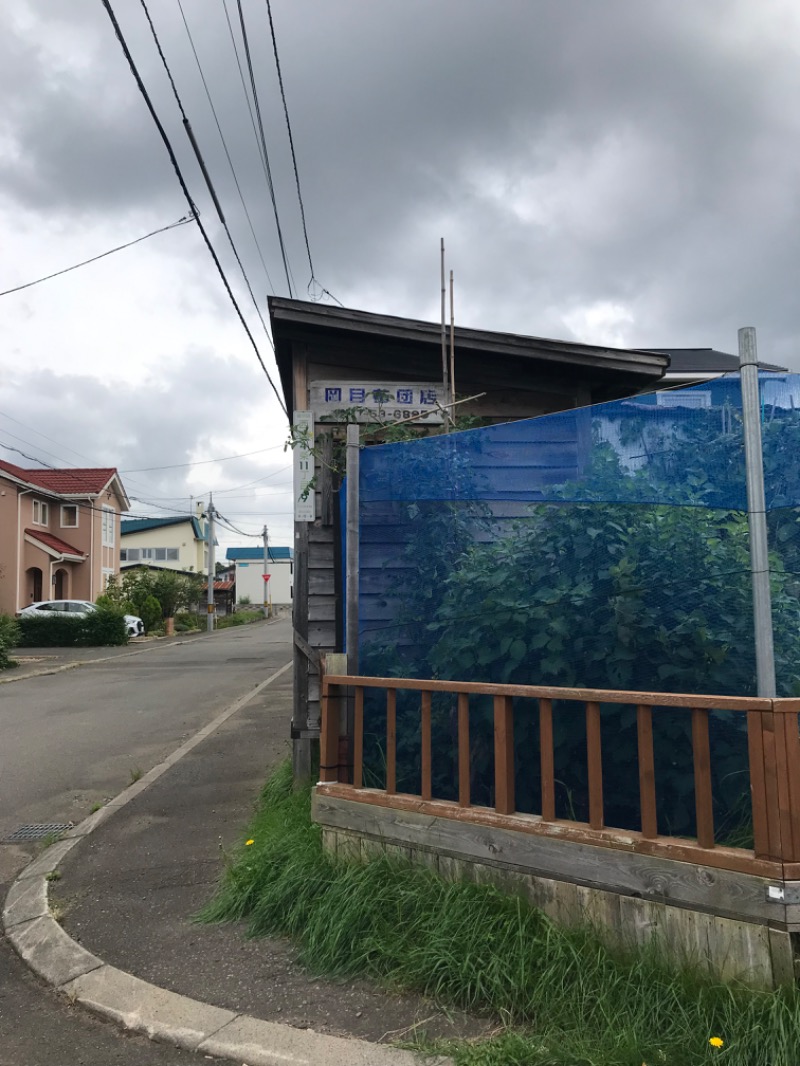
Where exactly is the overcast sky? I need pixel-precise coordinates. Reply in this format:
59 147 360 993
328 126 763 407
1 0 799 553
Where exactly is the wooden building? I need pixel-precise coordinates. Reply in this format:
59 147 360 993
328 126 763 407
268 297 668 777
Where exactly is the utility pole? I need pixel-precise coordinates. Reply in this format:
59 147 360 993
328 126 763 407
739 327 776 697
262 524 270 618
206 494 216 633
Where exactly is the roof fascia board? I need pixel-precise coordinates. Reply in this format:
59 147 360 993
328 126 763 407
269 299 668 377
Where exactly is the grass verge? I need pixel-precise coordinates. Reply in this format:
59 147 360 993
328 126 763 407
199 760 800 1066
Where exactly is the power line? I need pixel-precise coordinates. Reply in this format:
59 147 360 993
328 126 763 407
137 0 278 362
119 443 285 474
174 0 277 298
234 0 295 297
264 0 313 285
0 441 56 468
0 215 193 298
99 0 288 419
220 0 274 202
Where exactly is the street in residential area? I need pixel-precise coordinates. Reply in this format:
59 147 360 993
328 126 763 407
0 618 292 1066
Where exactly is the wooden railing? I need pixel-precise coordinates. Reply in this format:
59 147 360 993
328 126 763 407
320 674 800 877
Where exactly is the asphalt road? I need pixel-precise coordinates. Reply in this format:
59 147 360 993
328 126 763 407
0 618 292 1066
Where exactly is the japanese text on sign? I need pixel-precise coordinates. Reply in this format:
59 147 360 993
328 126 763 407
310 382 445 424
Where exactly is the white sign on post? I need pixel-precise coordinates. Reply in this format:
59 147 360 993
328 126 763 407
309 381 446 424
293 410 315 522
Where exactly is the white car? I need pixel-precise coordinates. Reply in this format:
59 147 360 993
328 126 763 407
19 600 145 637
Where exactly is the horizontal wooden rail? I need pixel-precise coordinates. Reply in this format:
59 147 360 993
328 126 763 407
323 673 800 871
323 674 774 712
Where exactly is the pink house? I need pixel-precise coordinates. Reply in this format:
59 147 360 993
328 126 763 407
0 460 130 616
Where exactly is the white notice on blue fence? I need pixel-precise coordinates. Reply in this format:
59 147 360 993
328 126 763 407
310 382 446 424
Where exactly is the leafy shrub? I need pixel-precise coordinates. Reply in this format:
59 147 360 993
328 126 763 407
0 614 20 669
174 611 202 631
17 608 127 647
238 595 251 605
139 595 162 634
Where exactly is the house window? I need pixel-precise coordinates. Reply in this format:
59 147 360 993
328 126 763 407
167 548 178 561
33 500 49 525
123 548 140 562
102 567 115 590
102 507 115 547
61 505 78 528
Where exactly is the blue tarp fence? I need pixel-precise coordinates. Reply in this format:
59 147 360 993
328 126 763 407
344 373 800 837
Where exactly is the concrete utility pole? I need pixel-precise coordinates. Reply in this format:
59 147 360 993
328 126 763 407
739 327 776 697
206 494 216 633
346 424 360 675
262 524 270 618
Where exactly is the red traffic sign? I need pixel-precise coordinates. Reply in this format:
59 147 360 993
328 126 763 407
262 574 271 581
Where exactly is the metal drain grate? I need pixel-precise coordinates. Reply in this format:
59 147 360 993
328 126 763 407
3 823 73 843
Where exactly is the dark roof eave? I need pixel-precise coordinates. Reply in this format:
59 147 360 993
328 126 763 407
268 298 669 405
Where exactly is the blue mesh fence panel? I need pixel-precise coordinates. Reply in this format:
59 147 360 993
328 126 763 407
346 372 800 839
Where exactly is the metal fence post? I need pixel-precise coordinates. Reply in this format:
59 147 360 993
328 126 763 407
739 326 776 698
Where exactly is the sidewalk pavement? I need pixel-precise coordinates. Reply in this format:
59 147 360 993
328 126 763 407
2 657 479 1065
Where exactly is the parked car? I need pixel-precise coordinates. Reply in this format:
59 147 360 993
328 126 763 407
19 600 145 637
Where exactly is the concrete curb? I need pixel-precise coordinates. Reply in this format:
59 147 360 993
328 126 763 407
2 660 446 1066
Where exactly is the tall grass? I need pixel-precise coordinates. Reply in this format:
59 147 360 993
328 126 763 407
199 759 800 1066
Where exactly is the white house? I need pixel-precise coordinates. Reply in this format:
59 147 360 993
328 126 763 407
226 546 293 606
120 514 211 575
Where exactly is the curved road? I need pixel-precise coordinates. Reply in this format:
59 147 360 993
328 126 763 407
0 618 292 1066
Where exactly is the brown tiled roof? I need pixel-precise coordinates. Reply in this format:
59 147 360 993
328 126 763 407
202 580 235 591
25 528 86 557
0 459 118 495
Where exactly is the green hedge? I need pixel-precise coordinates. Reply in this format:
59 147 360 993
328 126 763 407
0 615 20 669
17 608 128 647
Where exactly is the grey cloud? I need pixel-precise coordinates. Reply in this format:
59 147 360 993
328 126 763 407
2 0 800 377
0 350 292 531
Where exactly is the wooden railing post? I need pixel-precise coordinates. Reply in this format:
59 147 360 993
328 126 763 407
494 695 515 815
319 676 340 784
636 704 658 839
421 691 432 801
457 693 470 807
691 708 715 849
386 689 397 795
781 710 800 864
353 687 364 789
748 709 776 860
586 701 604 830
539 698 555 821
774 708 800 865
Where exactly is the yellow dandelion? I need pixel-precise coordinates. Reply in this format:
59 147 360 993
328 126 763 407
709 1036 724 1049
245 839 255 846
